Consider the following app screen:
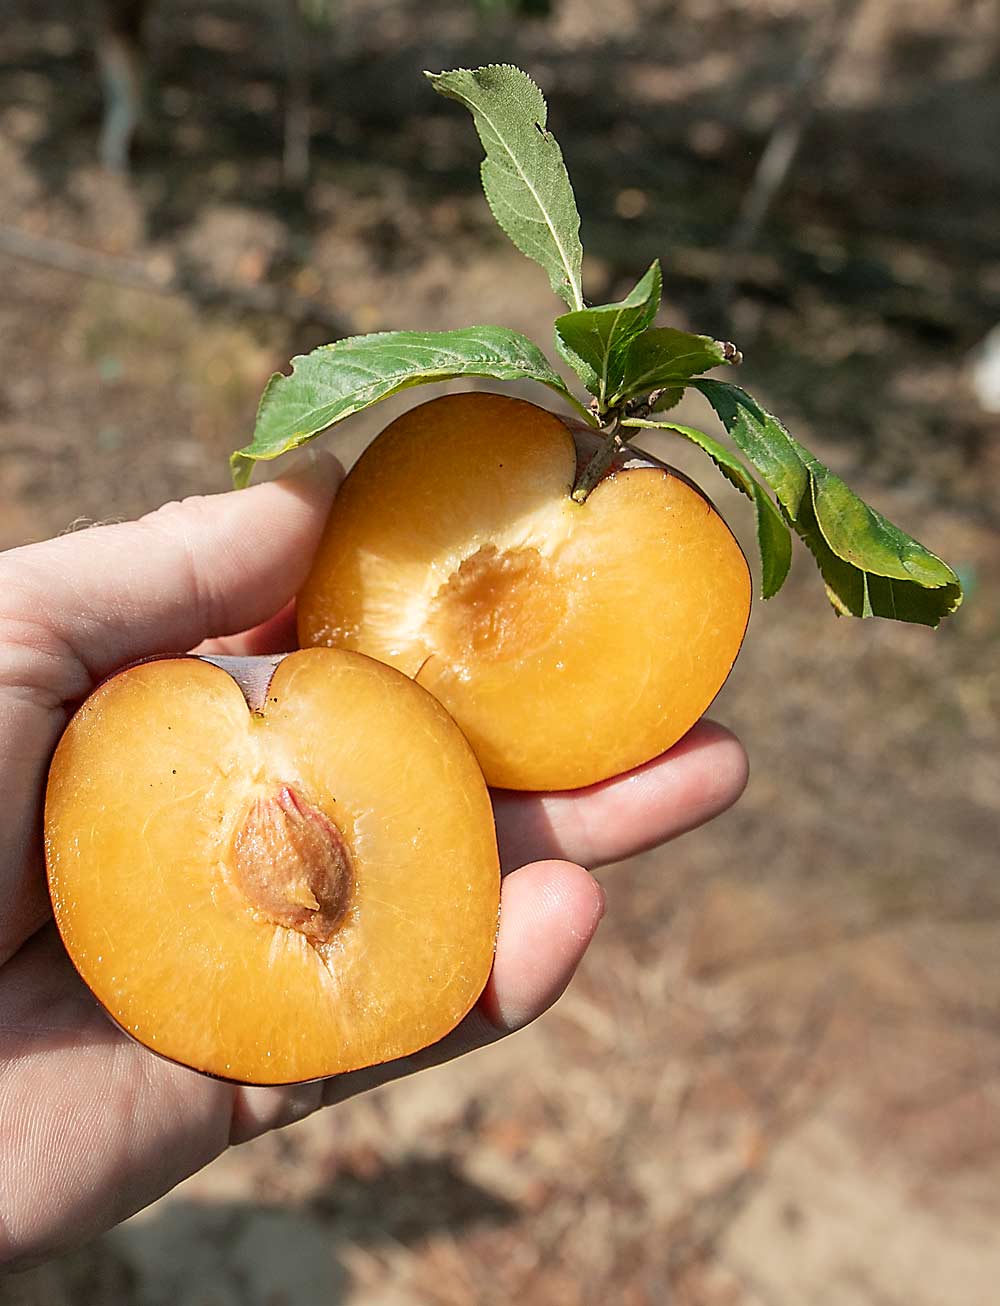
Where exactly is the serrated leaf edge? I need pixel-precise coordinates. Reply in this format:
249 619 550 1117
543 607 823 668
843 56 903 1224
231 326 596 487
553 260 662 406
623 415 792 599
427 65 585 311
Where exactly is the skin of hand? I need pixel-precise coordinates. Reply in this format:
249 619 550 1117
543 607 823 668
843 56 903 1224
0 450 748 1267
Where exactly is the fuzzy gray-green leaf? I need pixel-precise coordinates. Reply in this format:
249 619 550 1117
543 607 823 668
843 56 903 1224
428 65 584 310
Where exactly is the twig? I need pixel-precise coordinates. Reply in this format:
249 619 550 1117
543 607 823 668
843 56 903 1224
0 223 349 333
282 0 312 186
95 0 151 172
711 0 865 327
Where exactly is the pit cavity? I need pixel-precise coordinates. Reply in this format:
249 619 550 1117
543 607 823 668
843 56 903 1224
429 543 567 666
229 784 353 942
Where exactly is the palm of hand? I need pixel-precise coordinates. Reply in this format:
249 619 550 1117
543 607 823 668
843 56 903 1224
0 461 746 1265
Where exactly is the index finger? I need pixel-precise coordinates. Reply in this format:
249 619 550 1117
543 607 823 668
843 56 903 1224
491 720 748 871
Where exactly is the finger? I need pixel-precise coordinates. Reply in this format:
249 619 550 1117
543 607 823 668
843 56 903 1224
2 451 341 699
5 866 603 1258
313 860 604 1112
193 599 299 658
491 719 749 872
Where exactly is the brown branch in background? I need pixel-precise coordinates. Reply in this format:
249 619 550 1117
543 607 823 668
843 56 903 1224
94 0 152 171
711 0 866 328
0 223 349 334
94 0 316 184
282 0 312 186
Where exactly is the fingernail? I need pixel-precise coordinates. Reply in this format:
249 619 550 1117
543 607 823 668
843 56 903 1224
591 876 607 926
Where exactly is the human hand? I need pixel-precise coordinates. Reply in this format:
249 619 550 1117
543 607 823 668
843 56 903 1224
0 452 747 1266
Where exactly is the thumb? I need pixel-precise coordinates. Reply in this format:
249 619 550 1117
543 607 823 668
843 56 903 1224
315 860 606 1114
2 451 341 699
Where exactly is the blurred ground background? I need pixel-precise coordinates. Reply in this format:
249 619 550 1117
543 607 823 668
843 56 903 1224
2 0 998 1301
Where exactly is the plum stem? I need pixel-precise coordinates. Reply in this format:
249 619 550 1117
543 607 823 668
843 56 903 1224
571 413 624 503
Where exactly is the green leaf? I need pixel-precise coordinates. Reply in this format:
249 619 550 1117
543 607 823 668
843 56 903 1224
611 329 731 406
794 462 962 623
805 460 958 589
692 380 811 516
693 379 963 625
231 326 585 487
553 260 662 407
427 65 584 311
624 417 792 600
650 386 684 413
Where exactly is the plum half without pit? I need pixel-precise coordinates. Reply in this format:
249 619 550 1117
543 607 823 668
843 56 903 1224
297 392 752 792
234 65 958 789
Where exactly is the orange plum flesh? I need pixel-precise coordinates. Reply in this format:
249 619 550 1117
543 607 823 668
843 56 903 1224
45 648 500 1084
298 393 752 791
